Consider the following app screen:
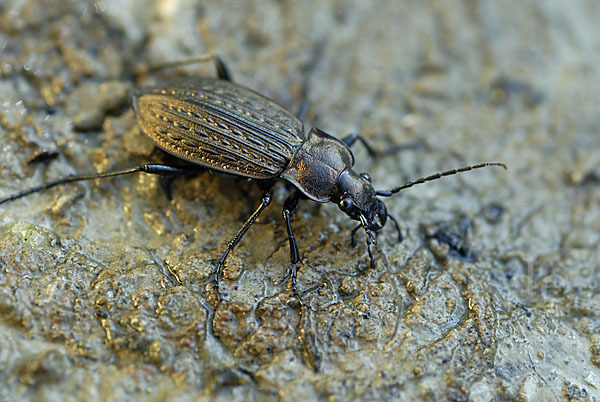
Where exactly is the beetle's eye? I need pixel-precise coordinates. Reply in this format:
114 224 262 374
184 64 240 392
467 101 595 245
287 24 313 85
339 197 353 211
360 172 371 182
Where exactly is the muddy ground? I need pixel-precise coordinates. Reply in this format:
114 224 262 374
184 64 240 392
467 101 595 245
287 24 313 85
0 0 599 400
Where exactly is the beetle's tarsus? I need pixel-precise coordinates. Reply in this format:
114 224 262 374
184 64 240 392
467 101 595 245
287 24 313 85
213 252 228 300
367 241 375 268
290 263 308 307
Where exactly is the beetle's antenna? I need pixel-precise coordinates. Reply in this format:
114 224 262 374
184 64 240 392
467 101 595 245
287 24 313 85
376 162 506 197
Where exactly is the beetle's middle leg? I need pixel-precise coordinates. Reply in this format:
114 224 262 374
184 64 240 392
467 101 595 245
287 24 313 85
341 133 423 158
214 188 273 299
281 191 305 304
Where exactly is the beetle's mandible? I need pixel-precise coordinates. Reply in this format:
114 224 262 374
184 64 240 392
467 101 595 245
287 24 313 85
0 55 506 303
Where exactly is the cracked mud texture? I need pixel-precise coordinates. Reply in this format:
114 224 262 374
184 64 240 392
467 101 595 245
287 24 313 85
1 0 599 400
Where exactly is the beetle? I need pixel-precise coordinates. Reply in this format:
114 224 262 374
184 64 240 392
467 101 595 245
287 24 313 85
0 55 506 303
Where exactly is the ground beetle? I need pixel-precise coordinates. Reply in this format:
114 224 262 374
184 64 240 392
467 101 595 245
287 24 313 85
0 54 506 303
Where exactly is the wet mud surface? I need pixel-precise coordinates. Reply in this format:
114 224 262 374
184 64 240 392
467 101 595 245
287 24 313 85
1 0 599 400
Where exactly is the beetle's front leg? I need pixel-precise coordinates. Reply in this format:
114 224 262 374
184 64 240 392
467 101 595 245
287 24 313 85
387 213 403 242
355 214 378 268
352 215 402 245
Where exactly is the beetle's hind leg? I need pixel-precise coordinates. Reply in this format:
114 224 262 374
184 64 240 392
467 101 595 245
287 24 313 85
213 55 232 81
0 163 202 206
214 188 273 299
142 53 232 81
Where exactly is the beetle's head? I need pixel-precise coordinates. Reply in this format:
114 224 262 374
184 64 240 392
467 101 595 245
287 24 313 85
331 161 505 267
335 169 388 232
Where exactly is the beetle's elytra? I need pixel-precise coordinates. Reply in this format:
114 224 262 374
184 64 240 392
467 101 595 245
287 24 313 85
0 55 506 304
